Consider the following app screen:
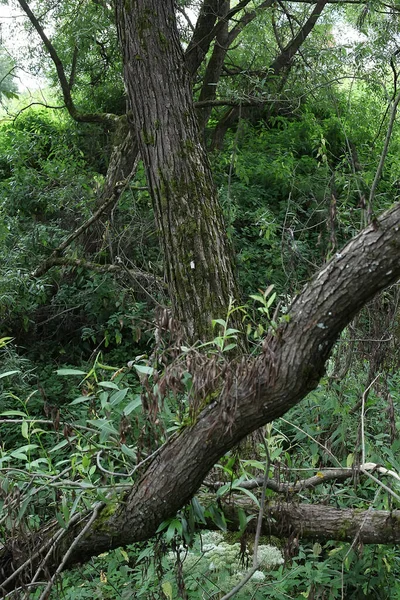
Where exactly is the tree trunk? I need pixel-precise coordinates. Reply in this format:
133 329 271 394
116 0 241 343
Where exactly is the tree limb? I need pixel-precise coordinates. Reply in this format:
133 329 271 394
3 201 400 586
222 500 400 544
31 257 164 288
31 178 131 278
16 0 117 124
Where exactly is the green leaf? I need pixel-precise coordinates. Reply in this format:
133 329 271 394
133 364 154 376
55 512 67 529
121 444 137 459
110 388 128 406
156 520 169 533
224 328 240 336
162 582 173 600
70 395 94 405
98 381 120 390
50 438 74 453
9 451 28 460
238 507 249 532
191 497 206 524
165 519 182 543
266 292 277 308
137 546 153 562
21 421 29 439
0 410 28 417
212 318 227 328
206 504 227 531
0 370 20 379
14 444 38 453
124 396 142 415
87 419 118 441
222 343 237 352
57 369 86 376
250 294 265 304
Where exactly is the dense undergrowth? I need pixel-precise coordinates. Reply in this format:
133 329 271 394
1 75 400 598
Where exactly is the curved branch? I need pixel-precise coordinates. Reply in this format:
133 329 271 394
3 201 400 587
16 0 117 124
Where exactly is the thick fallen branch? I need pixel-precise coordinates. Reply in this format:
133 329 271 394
223 501 400 544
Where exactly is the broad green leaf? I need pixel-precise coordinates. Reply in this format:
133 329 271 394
222 343 237 352
165 519 182 543
162 582 173 600
28 458 50 468
70 395 94 405
191 497 206 524
124 396 142 415
206 504 227 531
14 444 38 453
156 520 169 533
9 451 28 460
119 549 129 562
87 419 118 439
121 444 137 459
212 318 227 328
250 294 265 303
133 364 154 376
266 291 277 308
137 546 153 562
50 438 75 453
110 388 128 406
21 421 29 439
313 542 322 556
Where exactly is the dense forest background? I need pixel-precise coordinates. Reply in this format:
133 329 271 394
2 0 400 598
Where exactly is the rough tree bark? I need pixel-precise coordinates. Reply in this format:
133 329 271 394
116 0 242 342
2 202 400 588
224 501 400 544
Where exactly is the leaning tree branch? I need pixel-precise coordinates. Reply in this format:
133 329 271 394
31 257 164 288
16 0 117 124
269 0 328 76
211 0 327 148
32 179 130 278
2 200 400 587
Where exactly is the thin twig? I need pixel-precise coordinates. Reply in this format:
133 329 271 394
279 417 341 466
360 373 381 465
368 90 400 215
37 502 105 600
253 440 270 565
